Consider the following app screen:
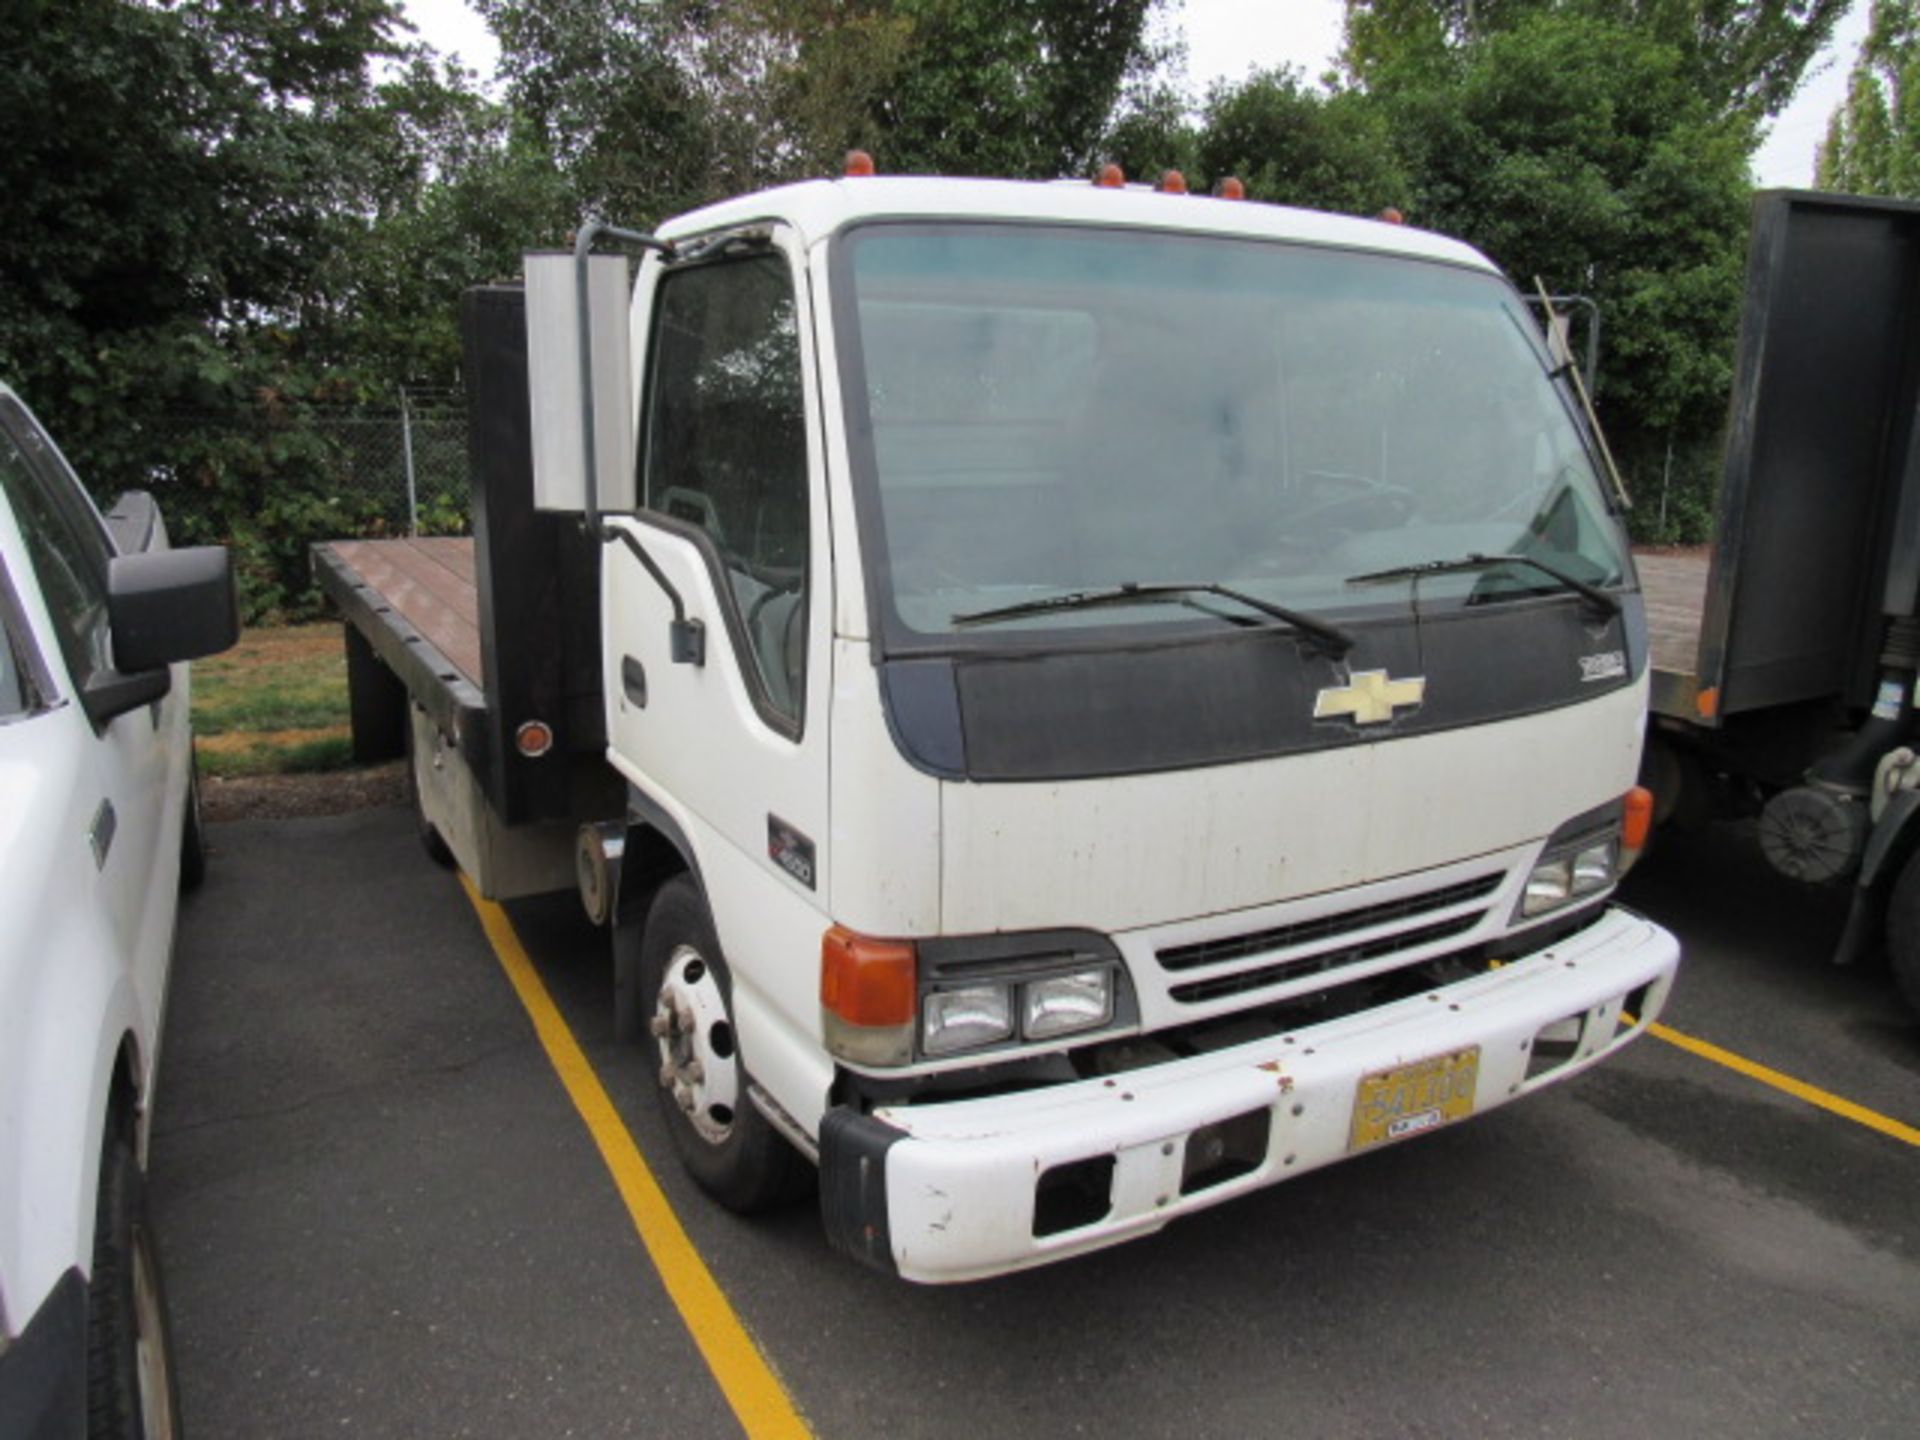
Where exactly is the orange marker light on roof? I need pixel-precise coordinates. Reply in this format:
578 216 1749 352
1378 206 1406 225
1096 163 1126 188
1157 169 1188 194
1217 176 1246 200
844 149 876 177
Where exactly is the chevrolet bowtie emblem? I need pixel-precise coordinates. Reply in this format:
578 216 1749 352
1314 670 1426 725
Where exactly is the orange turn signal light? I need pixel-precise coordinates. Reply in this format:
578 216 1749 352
821 926 916 1027
1622 786 1654 854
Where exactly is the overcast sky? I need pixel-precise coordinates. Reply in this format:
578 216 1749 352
401 0 1871 188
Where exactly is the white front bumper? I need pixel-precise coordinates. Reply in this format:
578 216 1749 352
834 906 1677 1284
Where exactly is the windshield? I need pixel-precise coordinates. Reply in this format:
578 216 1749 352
837 223 1630 646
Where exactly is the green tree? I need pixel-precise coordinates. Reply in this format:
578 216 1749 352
479 0 1168 213
0 0 520 614
1345 2 1851 122
1817 1 1920 196
1192 68 1409 213
1341 7 1753 539
864 0 1164 177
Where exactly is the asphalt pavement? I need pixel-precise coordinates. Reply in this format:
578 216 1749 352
151 806 1920 1439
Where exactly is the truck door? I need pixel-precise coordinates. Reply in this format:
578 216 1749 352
0 400 181 1033
601 232 833 1086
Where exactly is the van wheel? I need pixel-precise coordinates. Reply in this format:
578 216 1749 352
178 752 206 893
640 876 809 1212
1884 848 1920 1016
88 1133 183 1440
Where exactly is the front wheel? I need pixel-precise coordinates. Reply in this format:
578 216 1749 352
178 750 206 893
639 876 809 1212
87 1133 183 1440
1884 848 1920 1017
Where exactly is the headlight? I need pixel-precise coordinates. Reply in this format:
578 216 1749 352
1570 839 1618 894
1516 802 1631 921
923 985 1015 1055
824 926 1134 1066
1022 970 1114 1040
1521 856 1574 916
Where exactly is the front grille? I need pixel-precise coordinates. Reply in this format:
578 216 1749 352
1167 913 1483 1004
1157 874 1503 973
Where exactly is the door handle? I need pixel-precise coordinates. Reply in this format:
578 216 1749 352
621 655 648 708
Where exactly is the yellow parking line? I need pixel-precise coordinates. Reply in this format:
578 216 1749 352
459 876 814 1440
1647 1020 1920 1148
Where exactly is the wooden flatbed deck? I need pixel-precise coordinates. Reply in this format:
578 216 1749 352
326 537 483 689
1635 549 1711 720
1635 551 1709 680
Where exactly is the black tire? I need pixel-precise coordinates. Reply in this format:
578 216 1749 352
405 722 456 870
1883 847 1920 1017
178 751 206 894
87 1131 182 1440
639 875 810 1212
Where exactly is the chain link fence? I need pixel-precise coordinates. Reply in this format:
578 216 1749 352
125 391 472 619
141 390 472 538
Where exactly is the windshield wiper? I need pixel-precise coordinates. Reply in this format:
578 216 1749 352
1344 553 1620 618
951 582 1355 655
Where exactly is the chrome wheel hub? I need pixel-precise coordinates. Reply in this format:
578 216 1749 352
650 944 740 1144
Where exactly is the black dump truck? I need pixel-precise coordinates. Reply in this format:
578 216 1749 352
1637 189 1920 1012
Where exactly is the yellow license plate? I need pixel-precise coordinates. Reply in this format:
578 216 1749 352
1349 1046 1481 1152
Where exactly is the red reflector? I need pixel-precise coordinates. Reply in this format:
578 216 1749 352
844 149 876 177
514 719 554 758
1096 163 1126 188
821 926 916 1027
1157 169 1188 194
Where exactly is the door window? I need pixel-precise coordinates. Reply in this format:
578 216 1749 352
0 406 113 700
640 252 810 727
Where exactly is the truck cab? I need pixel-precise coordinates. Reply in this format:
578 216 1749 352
521 176 1680 1281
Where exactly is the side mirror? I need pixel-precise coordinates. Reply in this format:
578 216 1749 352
108 546 239 671
84 547 238 725
525 249 635 514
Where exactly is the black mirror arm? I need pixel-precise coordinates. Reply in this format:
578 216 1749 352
80 666 171 728
603 525 705 666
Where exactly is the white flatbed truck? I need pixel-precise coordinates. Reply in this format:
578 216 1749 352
318 170 1679 1283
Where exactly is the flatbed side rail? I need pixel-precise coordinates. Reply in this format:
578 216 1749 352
313 540 493 776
